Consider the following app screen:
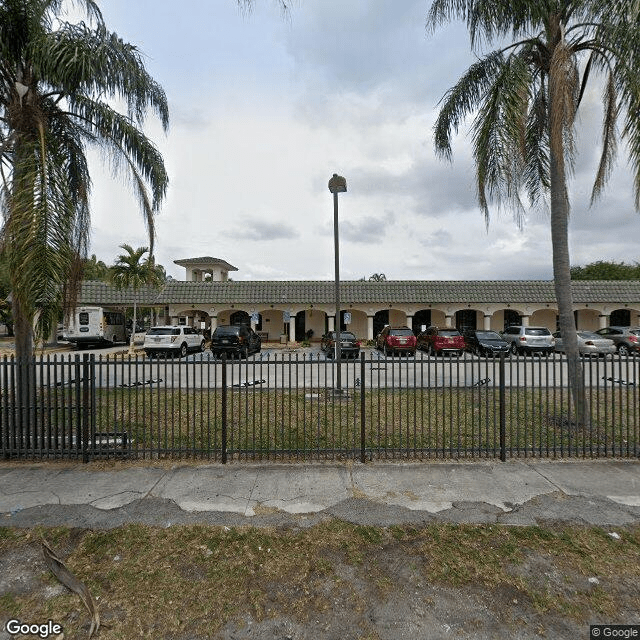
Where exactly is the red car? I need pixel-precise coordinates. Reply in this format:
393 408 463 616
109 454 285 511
376 326 416 356
417 327 465 356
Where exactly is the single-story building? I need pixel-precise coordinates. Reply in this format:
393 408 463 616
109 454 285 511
76 256 640 342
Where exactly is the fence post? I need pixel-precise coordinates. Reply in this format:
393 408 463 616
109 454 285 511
360 351 366 463
499 353 506 461
81 354 92 463
221 354 227 464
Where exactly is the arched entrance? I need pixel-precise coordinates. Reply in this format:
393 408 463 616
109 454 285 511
230 310 250 326
373 310 389 337
413 309 432 335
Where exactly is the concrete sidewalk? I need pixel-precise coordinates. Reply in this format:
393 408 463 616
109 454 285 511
1 459 639 529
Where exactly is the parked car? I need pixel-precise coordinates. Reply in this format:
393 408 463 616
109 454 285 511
376 326 416 356
552 330 616 357
417 326 465 356
500 325 555 356
463 329 510 357
320 331 360 359
210 324 262 358
594 326 640 356
144 326 205 358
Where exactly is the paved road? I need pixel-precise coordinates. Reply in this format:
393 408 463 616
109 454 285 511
1 459 639 529
11 346 640 390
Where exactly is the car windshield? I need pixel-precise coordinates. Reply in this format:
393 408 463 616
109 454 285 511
525 328 551 336
147 327 180 336
390 329 413 336
475 331 502 340
439 330 460 337
214 327 241 336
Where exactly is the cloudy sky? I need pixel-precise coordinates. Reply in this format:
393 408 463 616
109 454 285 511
85 0 640 281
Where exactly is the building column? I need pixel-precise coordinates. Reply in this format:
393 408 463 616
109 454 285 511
406 315 414 332
520 315 530 327
328 316 335 332
210 316 218 332
484 314 491 330
445 314 453 328
598 314 609 329
288 314 296 343
367 316 374 341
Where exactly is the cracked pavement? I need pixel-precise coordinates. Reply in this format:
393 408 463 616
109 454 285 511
0 459 639 529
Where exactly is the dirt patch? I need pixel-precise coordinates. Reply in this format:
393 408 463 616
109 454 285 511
1 523 639 639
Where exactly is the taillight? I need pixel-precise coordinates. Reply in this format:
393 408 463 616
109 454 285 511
519 336 527 341
630 336 638 343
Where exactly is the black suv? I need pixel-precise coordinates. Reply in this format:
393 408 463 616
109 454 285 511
320 331 360 359
210 325 261 358
463 329 510 357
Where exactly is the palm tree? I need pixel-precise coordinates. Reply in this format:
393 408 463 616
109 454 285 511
0 0 169 362
427 0 640 427
111 244 164 354
368 273 387 282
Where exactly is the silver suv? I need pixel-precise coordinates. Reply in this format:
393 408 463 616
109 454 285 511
594 326 640 356
500 326 555 355
143 326 205 358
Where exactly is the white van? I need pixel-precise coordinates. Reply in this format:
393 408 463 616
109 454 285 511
63 307 127 347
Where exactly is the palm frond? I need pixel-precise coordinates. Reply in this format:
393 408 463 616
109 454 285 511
590 71 618 203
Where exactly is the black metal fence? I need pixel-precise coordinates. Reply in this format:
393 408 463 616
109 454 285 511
1 352 638 461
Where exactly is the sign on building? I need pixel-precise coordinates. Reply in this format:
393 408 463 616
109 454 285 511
344 312 352 325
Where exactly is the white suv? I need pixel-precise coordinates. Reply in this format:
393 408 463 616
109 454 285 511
500 326 555 356
143 326 205 358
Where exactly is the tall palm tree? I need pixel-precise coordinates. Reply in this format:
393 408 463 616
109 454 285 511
111 244 163 354
428 0 640 426
0 0 169 361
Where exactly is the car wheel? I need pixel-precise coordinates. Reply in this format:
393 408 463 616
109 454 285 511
510 343 519 355
618 344 630 356
179 343 188 358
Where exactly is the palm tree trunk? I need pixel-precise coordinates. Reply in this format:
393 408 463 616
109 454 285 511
548 64 590 429
129 301 137 354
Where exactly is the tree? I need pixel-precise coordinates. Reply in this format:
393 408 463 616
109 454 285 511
0 0 169 362
428 0 640 426
571 260 640 280
111 244 164 354
369 273 387 282
82 254 111 282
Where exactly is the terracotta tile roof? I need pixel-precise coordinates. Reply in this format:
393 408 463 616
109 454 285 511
78 281 163 306
146 280 640 306
76 279 640 307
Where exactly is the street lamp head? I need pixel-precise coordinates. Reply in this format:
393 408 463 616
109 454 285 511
328 173 347 193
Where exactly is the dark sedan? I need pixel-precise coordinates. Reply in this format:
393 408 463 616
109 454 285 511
464 330 510 357
321 331 361 359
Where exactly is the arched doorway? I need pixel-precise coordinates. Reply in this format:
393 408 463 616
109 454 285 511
230 310 250 326
611 309 631 326
413 309 432 335
373 310 389 337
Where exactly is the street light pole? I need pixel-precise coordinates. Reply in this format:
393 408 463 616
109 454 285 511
328 173 347 395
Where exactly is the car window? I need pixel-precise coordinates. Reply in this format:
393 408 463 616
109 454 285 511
148 327 179 336
476 331 502 340
214 326 240 336
525 328 551 336
631 330 640 337
439 330 461 337
578 331 599 339
390 329 413 336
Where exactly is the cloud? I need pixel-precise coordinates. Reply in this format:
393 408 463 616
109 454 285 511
223 219 299 241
